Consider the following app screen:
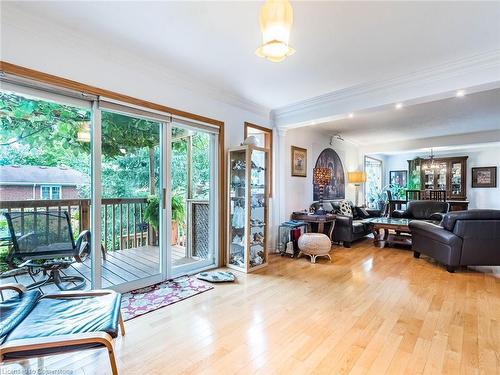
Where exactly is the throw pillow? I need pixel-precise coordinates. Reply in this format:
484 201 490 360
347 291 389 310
339 200 353 217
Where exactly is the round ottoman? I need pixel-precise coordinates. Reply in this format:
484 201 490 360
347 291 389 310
297 233 332 263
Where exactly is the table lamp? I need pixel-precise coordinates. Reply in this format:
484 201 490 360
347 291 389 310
348 171 366 207
313 167 331 215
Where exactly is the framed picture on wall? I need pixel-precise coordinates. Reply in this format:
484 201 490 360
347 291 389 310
472 166 497 188
389 170 407 187
291 146 307 177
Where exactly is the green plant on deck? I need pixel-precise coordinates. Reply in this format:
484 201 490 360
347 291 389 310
0 246 9 273
144 192 185 231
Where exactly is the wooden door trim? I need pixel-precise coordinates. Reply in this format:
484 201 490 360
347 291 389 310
0 61 224 127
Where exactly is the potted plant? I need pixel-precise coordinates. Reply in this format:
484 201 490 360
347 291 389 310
368 184 406 210
144 192 185 245
368 189 387 211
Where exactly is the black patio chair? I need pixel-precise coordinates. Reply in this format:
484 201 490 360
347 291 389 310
4 210 91 291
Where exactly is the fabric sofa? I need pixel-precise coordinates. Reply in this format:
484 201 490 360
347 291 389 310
391 200 449 223
310 200 382 247
0 285 124 374
409 209 500 272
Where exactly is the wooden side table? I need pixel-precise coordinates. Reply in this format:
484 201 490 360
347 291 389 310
290 212 336 241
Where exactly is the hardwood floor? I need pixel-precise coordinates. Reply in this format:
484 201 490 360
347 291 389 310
2 239 499 374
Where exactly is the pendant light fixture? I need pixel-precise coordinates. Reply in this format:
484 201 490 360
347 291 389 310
422 148 439 170
255 0 295 62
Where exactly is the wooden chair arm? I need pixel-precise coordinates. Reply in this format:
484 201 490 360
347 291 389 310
41 289 116 299
0 283 26 294
0 332 113 360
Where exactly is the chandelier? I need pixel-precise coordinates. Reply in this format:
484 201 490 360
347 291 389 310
255 0 296 62
422 148 439 170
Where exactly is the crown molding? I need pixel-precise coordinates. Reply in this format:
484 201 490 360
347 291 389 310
1 4 271 119
272 49 500 128
363 129 500 154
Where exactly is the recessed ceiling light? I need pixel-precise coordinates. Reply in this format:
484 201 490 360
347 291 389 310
395 103 403 109
348 113 354 118
456 90 466 97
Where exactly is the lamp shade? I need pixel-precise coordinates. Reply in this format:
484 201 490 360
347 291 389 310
313 168 331 185
348 171 366 184
255 0 295 62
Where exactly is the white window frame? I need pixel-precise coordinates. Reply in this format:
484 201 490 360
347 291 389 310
40 185 62 200
364 156 383 208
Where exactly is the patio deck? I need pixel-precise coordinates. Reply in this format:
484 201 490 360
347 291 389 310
0 245 199 295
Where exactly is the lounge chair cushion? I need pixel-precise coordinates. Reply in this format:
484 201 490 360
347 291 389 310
3 291 121 358
0 290 42 345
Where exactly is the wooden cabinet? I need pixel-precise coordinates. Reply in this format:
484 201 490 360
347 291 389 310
408 156 468 200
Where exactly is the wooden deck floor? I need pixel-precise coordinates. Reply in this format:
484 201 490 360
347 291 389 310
0 245 200 294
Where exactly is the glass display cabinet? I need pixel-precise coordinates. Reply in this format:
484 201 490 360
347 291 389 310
227 145 269 273
408 156 468 200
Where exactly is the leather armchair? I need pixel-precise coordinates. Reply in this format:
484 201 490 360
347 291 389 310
409 209 500 272
310 200 382 247
392 200 449 223
0 285 125 374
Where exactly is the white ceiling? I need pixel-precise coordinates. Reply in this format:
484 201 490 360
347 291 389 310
313 87 500 145
5 1 500 110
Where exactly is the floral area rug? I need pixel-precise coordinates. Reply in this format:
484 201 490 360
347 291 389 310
121 276 213 321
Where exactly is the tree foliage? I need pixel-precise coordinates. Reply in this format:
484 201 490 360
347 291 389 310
0 92 161 159
0 91 210 200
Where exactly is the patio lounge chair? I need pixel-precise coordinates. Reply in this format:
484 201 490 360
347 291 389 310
0 283 125 375
4 211 91 291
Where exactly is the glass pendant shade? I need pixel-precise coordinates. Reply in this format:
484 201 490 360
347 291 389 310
422 148 439 170
77 121 91 143
255 0 295 62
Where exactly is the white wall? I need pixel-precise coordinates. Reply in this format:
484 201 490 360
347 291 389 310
277 128 363 225
380 147 500 209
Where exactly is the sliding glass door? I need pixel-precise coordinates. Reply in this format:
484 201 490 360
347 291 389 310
171 121 218 275
0 85 93 291
98 109 166 290
1 76 219 293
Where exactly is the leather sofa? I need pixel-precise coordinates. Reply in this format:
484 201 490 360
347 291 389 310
409 210 500 272
310 200 382 247
392 200 449 223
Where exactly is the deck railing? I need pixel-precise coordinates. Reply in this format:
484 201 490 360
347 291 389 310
1 198 210 258
0 198 150 252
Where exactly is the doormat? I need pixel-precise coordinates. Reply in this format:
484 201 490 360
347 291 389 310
121 275 213 321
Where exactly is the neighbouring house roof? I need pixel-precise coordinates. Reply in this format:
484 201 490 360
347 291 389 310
0 165 89 185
